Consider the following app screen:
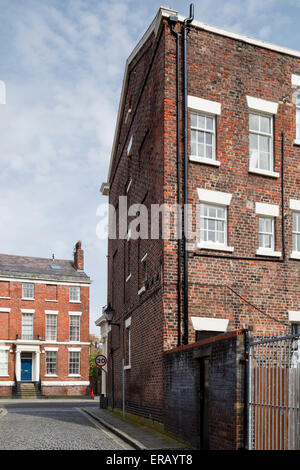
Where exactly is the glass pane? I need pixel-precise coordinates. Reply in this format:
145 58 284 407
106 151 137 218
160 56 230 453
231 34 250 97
208 231 215 242
250 148 259 168
198 143 204 157
259 135 270 152
191 130 197 142
206 145 212 159
206 133 212 145
208 206 216 218
260 116 271 134
191 142 197 155
250 113 259 131
191 113 197 127
250 133 258 149
296 90 300 105
197 115 205 129
208 219 215 231
217 207 225 219
260 151 270 171
206 117 213 130
265 234 272 248
264 218 272 232
197 131 205 143
259 218 264 232
259 233 263 247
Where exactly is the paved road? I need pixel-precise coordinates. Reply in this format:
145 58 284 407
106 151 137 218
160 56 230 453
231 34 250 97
0 401 133 450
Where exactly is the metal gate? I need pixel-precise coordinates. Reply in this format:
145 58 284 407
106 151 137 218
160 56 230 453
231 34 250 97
248 332 300 450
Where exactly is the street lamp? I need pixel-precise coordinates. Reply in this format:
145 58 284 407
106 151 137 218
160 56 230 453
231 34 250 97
103 304 120 328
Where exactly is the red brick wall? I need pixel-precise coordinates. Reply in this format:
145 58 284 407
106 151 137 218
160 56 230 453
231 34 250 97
163 20 300 348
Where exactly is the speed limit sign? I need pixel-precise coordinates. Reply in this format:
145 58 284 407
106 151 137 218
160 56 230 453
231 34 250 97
95 354 107 367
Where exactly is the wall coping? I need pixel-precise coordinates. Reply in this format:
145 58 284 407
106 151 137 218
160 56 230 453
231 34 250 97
163 329 247 355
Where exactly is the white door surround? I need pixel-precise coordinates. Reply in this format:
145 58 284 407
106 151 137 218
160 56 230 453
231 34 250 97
15 344 40 382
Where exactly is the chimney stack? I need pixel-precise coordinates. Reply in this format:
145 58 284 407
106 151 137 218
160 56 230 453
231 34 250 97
74 241 84 271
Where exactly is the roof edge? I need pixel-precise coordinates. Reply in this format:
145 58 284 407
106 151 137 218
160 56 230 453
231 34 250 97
106 6 300 185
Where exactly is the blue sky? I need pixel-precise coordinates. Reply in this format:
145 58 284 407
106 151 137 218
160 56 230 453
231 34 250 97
0 0 299 334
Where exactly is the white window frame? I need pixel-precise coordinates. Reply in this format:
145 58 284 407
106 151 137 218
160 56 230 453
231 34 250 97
290 199 300 259
22 283 34 300
246 95 279 177
197 189 234 252
249 112 274 174
45 350 57 376
0 348 9 377
190 111 217 164
45 314 58 342
188 95 221 167
255 203 281 257
200 203 227 245
69 286 80 303
292 211 300 258
68 351 80 376
69 314 80 342
22 312 34 340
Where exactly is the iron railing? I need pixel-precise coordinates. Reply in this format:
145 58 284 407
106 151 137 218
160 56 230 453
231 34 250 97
248 332 300 450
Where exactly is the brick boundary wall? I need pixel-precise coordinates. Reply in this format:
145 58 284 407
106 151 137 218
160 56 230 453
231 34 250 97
163 330 247 450
0 386 13 397
42 385 89 396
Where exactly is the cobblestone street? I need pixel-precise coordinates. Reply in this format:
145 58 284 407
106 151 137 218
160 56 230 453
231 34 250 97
0 401 133 450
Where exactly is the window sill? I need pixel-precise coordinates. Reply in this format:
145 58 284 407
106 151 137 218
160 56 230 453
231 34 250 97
189 156 220 166
126 274 132 283
45 300 58 303
45 374 58 377
0 297 10 300
293 139 300 146
249 168 279 178
0 375 9 378
124 365 131 370
69 300 81 304
290 251 300 260
138 286 146 296
197 242 234 253
68 374 81 377
22 298 35 301
256 248 282 257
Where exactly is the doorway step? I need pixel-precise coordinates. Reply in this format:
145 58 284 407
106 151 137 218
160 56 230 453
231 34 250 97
14 383 43 399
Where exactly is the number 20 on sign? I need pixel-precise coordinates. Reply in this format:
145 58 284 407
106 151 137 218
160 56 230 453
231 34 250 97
95 355 107 367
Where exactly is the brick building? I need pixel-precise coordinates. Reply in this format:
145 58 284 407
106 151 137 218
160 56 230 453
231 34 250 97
0 241 91 397
101 6 300 443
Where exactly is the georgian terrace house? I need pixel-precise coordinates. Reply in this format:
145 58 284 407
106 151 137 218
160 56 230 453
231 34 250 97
0 241 91 397
100 5 300 430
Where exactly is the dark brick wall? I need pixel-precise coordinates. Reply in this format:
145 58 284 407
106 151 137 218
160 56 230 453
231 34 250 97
163 330 246 450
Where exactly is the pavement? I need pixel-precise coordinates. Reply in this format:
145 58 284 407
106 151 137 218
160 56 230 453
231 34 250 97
82 406 191 450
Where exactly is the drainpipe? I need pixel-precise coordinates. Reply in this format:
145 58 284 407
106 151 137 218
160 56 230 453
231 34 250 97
182 4 194 345
168 15 181 347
